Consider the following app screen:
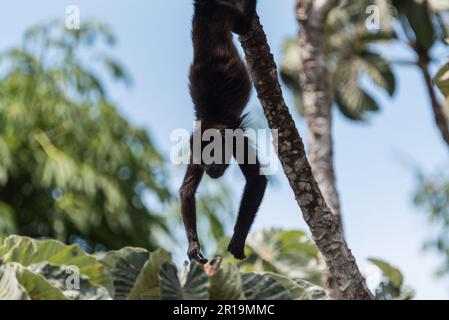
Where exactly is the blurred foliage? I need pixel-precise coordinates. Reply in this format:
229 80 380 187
414 172 449 276
414 55 449 283
215 229 412 300
281 0 449 121
0 232 412 300
0 20 173 250
369 258 415 300
391 0 449 125
216 229 325 286
281 0 397 121
435 60 449 116
391 0 449 50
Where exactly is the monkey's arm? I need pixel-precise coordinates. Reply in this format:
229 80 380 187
228 136 267 259
179 163 207 264
216 0 257 36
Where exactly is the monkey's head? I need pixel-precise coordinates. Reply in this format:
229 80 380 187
192 123 235 179
202 127 234 179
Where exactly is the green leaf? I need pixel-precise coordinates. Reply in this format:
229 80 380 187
11 263 68 300
266 272 326 300
434 63 449 97
127 248 172 300
240 272 292 300
159 263 183 300
159 262 210 300
103 58 132 85
369 258 404 288
0 265 30 300
0 236 111 291
209 263 245 300
334 65 380 121
392 0 436 49
28 263 111 300
358 51 396 96
100 247 150 299
264 273 309 300
293 278 327 300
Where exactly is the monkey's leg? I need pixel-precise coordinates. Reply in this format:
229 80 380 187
228 136 267 259
179 164 208 264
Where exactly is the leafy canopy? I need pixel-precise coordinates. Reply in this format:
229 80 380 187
0 20 171 250
281 0 397 121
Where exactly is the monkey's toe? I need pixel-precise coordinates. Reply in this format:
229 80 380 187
228 243 246 260
188 249 208 265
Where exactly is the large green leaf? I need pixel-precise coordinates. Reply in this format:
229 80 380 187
293 278 327 300
28 263 111 300
334 64 380 121
100 247 150 299
0 235 111 291
127 248 172 300
0 263 75 300
11 263 68 300
392 0 436 50
159 262 210 300
0 265 30 300
159 263 183 300
240 272 292 300
266 272 326 300
209 263 245 300
358 51 396 96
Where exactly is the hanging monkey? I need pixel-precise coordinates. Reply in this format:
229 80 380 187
179 0 266 264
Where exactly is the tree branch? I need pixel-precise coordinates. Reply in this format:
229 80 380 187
419 61 449 149
238 14 373 300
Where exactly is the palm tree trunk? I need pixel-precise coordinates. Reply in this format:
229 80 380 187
296 0 343 299
296 0 342 228
238 12 373 299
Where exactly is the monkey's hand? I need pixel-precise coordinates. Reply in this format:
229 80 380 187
188 243 208 265
227 239 246 260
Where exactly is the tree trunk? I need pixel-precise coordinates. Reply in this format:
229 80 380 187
296 0 343 298
238 13 373 299
296 0 342 227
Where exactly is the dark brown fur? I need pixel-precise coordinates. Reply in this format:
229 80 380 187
180 0 266 264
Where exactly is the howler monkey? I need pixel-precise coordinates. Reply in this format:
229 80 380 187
179 0 266 264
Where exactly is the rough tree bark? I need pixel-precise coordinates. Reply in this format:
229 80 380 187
238 13 373 299
296 0 342 227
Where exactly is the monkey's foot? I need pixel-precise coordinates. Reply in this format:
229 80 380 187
188 245 208 265
227 241 246 260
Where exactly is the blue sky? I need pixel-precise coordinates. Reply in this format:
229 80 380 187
1 0 449 299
